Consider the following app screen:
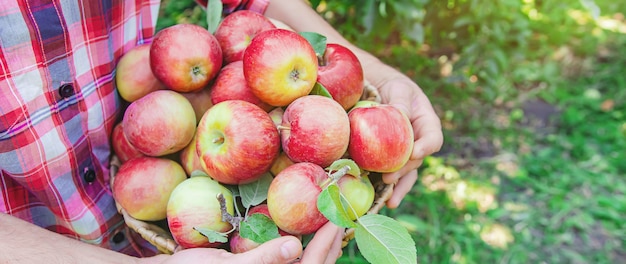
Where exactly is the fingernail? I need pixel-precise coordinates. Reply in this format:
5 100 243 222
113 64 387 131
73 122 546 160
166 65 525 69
281 239 301 260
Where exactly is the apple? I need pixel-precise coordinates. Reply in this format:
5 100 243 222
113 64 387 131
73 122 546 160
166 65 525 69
214 10 276 64
267 162 329 235
229 204 297 253
347 102 414 172
210 61 273 112
267 107 284 129
150 23 222 93
115 43 166 102
337 173 375 220
280 95 350 167
113 157 187 221
180 86 214 124
179 133 206 176
167 175 234 249
243 29 318 106
317 43 364 110
111 122 144 163
122 90 196 157
269 151 295 176
196 100 280 185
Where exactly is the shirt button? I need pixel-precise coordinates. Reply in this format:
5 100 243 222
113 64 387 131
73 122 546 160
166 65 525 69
58 84 75 98
83 168 96 183
112 231 126 244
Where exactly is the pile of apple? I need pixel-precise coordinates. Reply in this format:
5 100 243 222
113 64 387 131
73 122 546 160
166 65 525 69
111 10 414 254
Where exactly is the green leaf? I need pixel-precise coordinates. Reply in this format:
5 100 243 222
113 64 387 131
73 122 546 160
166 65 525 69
309 82 333 99
239 213 280 244
239 172 273 209
326 159 361 179
301 233 314 248
404 23 424 44
362 0 377 33
317 185 357 228
355 214 417 264
194 227 229 243
309 0 322 9
299 31 327 57
206 0 223 34
225 184 240 197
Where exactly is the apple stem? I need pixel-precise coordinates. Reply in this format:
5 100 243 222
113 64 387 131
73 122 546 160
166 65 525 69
212 136 224 144
276 125 290 131
317 55 326 67
321 165 350 189
217 193 242 228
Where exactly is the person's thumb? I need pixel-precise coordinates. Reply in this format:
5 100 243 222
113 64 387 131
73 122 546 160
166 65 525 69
231 236 303 264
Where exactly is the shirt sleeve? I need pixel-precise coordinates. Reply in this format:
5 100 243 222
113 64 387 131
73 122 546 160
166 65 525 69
194 0 270 15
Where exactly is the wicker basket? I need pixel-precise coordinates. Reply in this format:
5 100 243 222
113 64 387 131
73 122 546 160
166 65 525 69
110 82 394 254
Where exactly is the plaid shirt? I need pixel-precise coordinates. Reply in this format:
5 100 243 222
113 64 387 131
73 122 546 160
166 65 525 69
0 0 268 257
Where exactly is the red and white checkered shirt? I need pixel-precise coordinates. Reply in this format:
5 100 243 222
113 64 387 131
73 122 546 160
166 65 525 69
0 0 268 256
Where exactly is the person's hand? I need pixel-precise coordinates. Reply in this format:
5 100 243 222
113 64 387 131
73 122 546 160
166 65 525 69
370 66 444 209
297 222 344 264
141 222 344 264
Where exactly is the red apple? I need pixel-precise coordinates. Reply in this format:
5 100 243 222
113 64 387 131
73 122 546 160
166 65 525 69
111 122 144 163
113 157 187 221
167 175 234 249
115 43 166 102
243 29 318 106
267 162 329 235
122 90 196 157
215 10 276 64
280 95 350 167
347 102 414 172
180 86 214 124
210 61 273 112
317 43 364 110
196 100 280 185
150 23 222 93
229 204 296 253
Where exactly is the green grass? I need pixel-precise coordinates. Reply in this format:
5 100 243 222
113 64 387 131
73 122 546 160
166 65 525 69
340 19 626 264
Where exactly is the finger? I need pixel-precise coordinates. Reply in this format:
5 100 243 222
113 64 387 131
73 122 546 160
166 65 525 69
386 170 418 208
323 225 345 264
411 119 444 161
300 222 344 264
382 159 423 185
231 236 303 264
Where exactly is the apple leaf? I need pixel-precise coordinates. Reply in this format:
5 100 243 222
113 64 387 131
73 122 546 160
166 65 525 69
354 214 417 264
194 227 229 243
226 184 240 197
239 213 281 244
299 31 327 57
326 159 361 179
239 172 273 209
317 185 357 228
206 0 223 34
310 82 333 99
301 233 314 248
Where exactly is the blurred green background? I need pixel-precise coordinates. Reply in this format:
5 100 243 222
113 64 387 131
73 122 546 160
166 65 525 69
157 0 626 263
